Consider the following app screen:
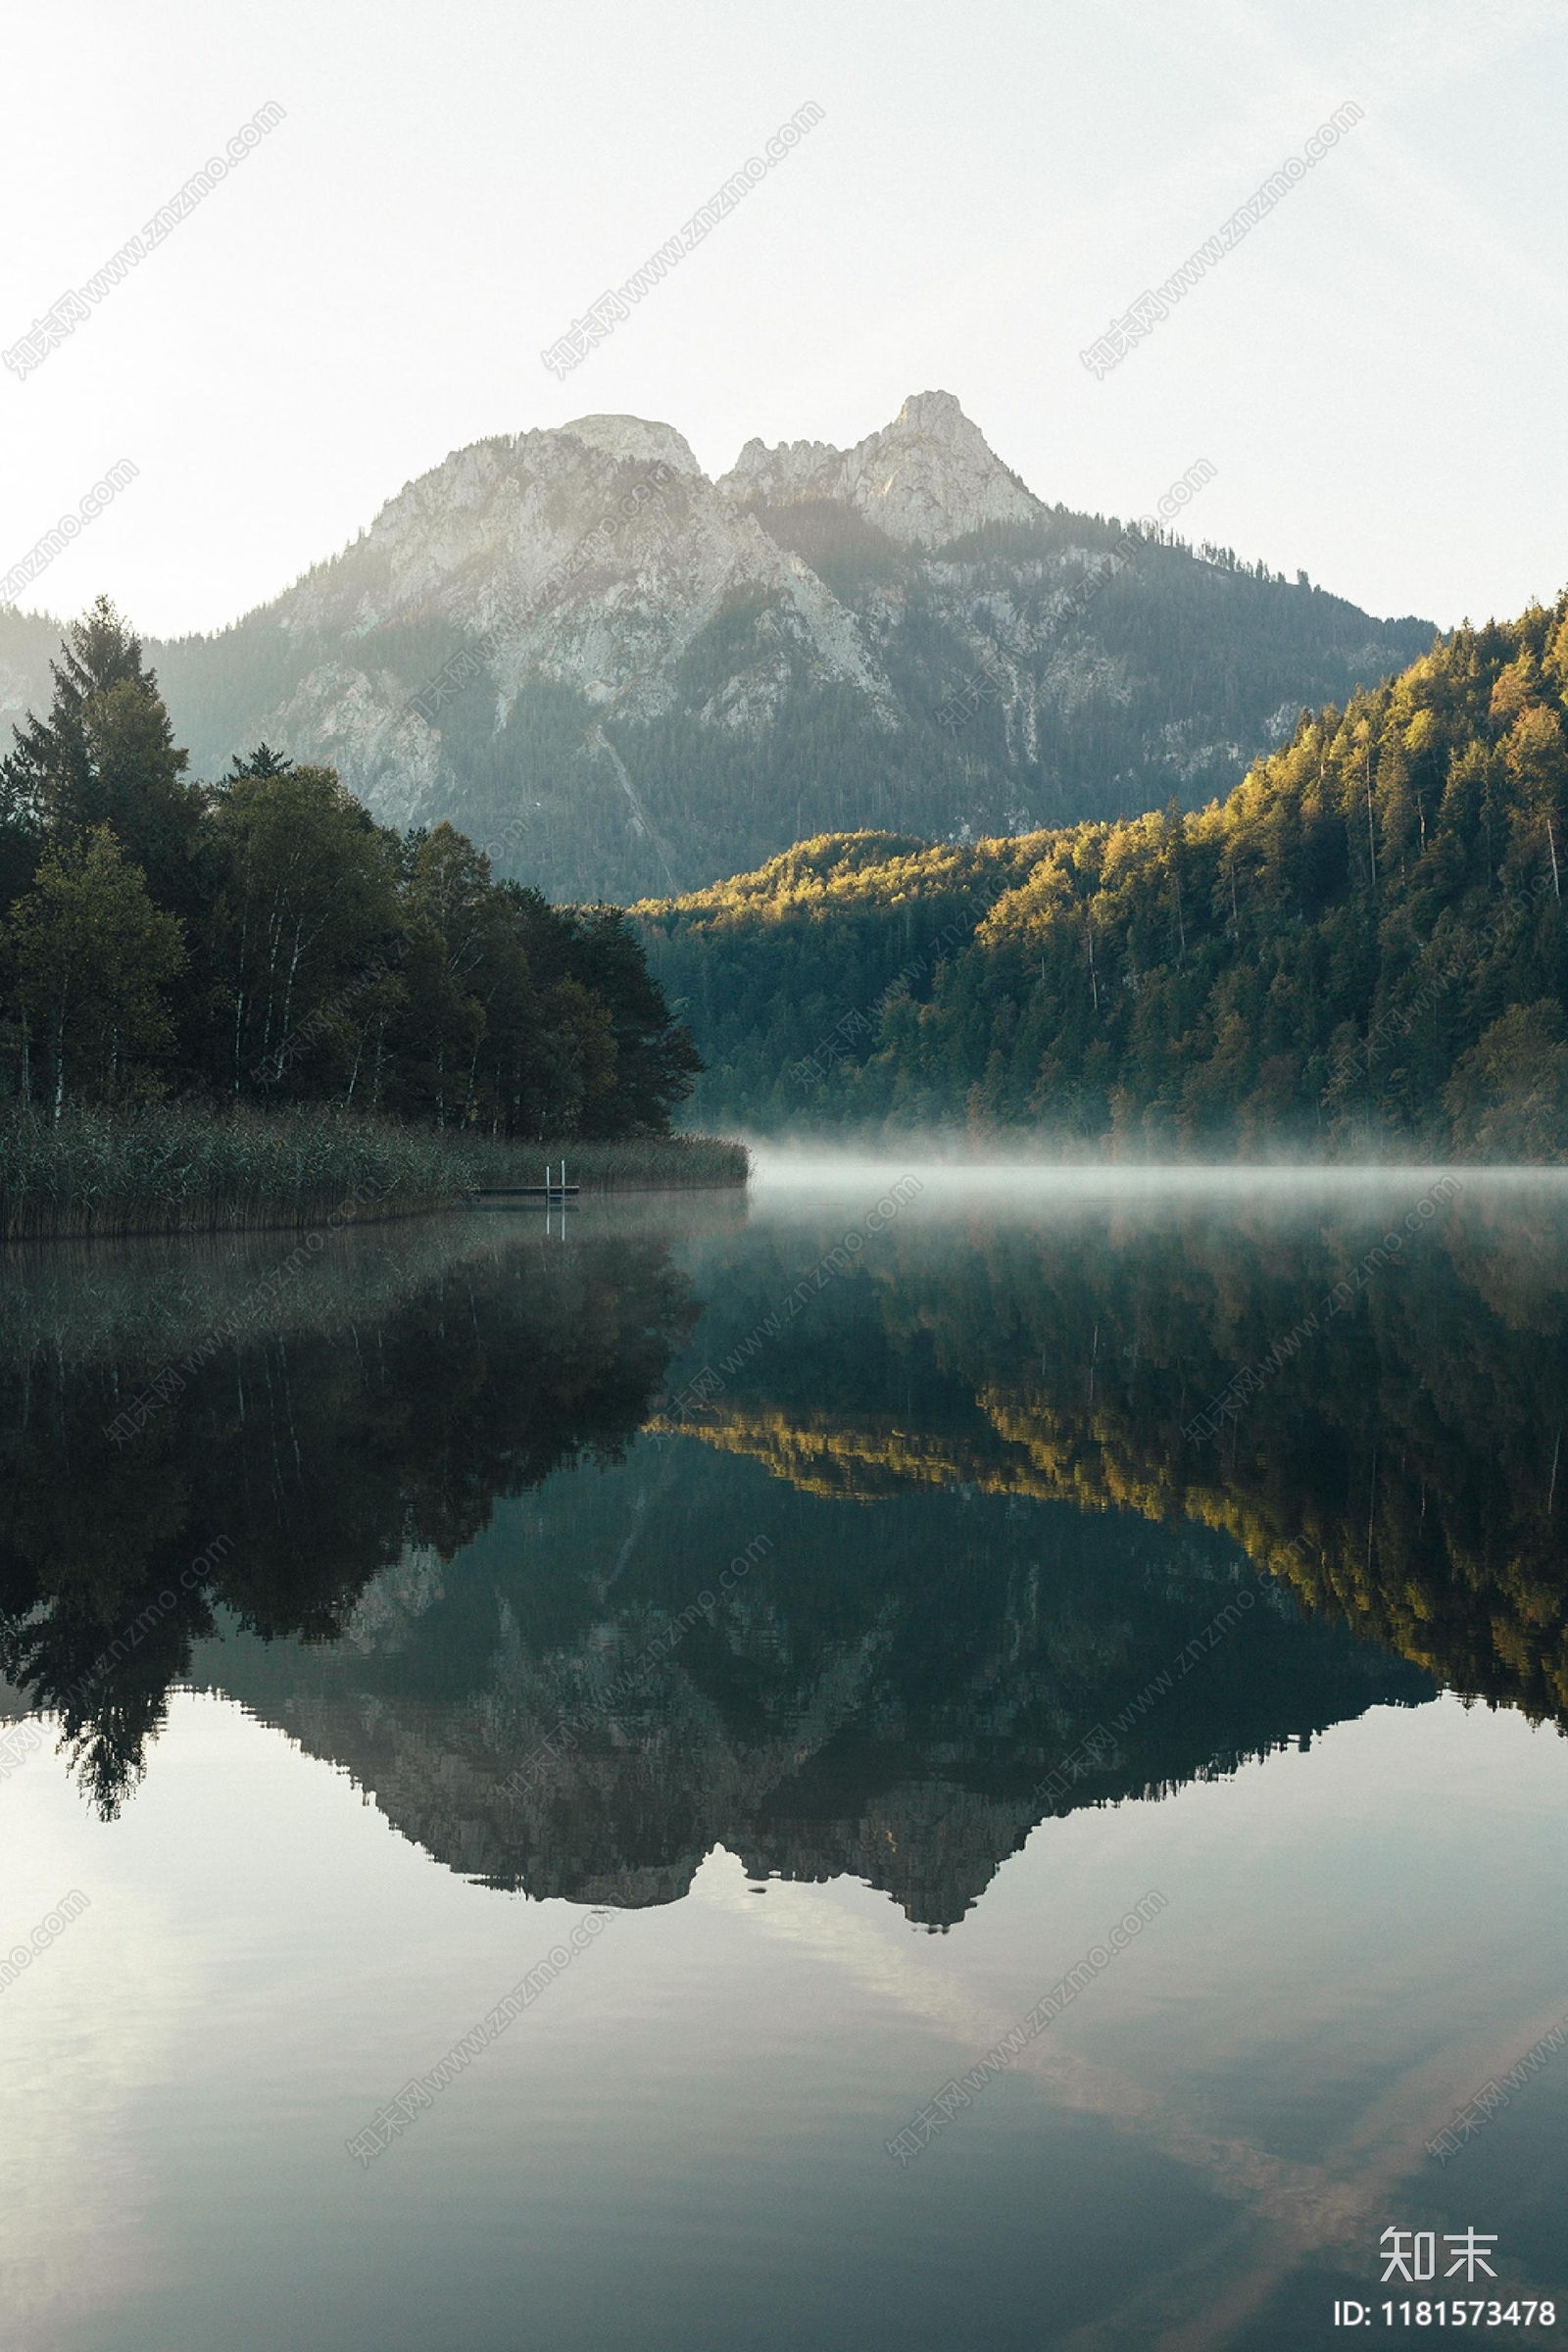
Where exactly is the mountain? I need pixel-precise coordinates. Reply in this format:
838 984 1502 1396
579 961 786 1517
717 387 1045 543
639 590 1568 1152
0 395 1433 904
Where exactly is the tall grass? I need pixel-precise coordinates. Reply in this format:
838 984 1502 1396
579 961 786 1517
0 1106 471 1243
0 1110 749 1242
462 1134 751 1192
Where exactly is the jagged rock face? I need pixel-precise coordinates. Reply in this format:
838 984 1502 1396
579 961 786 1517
276 415 896 714
716 389 1045 546
284 419 728 661
219 413 906 832
0 392 1434 902
269 660 447 834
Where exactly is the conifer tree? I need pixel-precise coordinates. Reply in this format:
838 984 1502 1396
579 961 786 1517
1 596 207 917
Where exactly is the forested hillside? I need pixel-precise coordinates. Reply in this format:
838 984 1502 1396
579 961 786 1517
640 590 1568 1155
0 601 698 1137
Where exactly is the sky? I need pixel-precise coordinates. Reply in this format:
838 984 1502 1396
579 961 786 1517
2 0 1564 642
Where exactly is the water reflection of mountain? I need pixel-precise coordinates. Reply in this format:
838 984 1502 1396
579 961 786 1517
10 1182 1559 1926
197 1452 1422 1926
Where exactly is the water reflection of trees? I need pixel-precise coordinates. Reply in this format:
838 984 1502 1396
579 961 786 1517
665 1185 1568 1727
8 1184 1559 1920
0 1213 699 1811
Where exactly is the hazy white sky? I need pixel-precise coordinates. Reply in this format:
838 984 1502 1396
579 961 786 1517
3 0 1564 640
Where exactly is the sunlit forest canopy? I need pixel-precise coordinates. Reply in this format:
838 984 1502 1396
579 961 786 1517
640 589 1568 1154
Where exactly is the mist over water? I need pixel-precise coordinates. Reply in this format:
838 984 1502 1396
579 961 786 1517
748 1139 1568 1201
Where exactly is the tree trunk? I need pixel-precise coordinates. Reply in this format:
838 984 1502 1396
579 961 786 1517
50 995 66 1122
278 916 306 1075
232 890 251 1099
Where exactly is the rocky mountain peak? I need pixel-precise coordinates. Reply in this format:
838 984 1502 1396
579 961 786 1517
717 389 1044 547
893 387 966 431
557 415 705 477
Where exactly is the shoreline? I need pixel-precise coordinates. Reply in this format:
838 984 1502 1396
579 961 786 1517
0 1180 753 1249
0 1110 750 1246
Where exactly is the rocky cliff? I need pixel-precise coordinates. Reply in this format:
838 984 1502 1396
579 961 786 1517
0 394 1434 903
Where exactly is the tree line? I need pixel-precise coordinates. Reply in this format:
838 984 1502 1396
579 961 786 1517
640 587 1568 1155
0 600 699 1134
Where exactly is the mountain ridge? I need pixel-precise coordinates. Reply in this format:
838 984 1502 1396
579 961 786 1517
715 388 1048 544
0 393 1435 902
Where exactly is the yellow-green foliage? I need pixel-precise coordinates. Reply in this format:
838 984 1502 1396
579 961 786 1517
643 595 1568 1154
637 831 1045 928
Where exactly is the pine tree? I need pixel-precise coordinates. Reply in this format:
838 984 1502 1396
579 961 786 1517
225 743 294 780
0 596 206 917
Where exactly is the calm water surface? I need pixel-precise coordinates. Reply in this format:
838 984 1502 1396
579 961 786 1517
2 1165 1566 2350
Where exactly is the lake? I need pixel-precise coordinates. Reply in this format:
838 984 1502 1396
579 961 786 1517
2 1161 1566 2349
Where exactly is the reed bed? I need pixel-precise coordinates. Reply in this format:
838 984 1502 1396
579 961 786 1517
0 1106 471 1243
462 1134 750 1193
